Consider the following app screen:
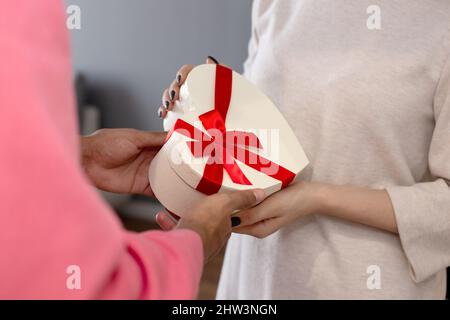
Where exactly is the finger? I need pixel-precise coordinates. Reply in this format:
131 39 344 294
156 211 177 231
235 197 278 227
206 56 231 68
233 217 284 239
136 131 167 149
168 79 179 102
157 105 168 119
206 55 219 64
235 184 298 227
219 189 266 213
176 64 194 86
161 88 172 111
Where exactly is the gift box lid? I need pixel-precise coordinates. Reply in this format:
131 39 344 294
163 64 309 195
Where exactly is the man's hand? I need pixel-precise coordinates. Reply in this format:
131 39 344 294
81 129 166 196
156 189 266 263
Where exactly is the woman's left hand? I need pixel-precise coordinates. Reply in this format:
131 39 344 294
81 129 166 196
233 181 325 238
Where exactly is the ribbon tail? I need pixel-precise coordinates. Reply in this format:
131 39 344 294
233 145 296 189
221 145 251 185
195 163 224 195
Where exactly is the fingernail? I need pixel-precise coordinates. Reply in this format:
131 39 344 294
164 100 170 109
158 108 163 118
207 55 219 64
170 90 176 101
231 217 241 227
176 74 182 84
253 189 266 204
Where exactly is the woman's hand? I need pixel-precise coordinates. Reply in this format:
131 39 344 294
158 56 219 118
156 189 265 263
81 128 166 196
232 182 325 238
232 182 398 238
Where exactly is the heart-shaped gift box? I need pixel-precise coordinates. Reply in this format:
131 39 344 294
149 64 309 216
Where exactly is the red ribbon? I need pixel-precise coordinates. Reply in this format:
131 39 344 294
166 65 296 195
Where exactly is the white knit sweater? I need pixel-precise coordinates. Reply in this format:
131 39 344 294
217 0 450 299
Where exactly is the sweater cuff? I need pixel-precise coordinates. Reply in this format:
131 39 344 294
386 182 450 282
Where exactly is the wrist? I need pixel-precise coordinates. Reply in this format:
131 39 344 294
176 220 210 262
306 182 336 215
176 220 206 244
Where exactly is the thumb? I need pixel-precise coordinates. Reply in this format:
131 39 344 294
222 189 266 212
136 131 167 148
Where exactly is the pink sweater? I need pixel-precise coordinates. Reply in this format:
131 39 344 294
0 0 203 299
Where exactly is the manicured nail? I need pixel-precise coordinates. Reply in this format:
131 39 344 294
164 100 170 109
231 217 241 227
176 74 182 84
158 108 163 118
207 55 219 64
170 90 176 101
253 189 266 204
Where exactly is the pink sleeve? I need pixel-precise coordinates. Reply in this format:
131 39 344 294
100 231 203 300
0 0 203 299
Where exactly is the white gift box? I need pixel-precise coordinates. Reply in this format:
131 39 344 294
149 64 309 216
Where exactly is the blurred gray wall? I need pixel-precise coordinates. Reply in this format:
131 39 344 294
67 0 253 130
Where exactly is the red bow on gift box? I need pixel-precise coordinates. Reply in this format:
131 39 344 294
166 65 295 195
